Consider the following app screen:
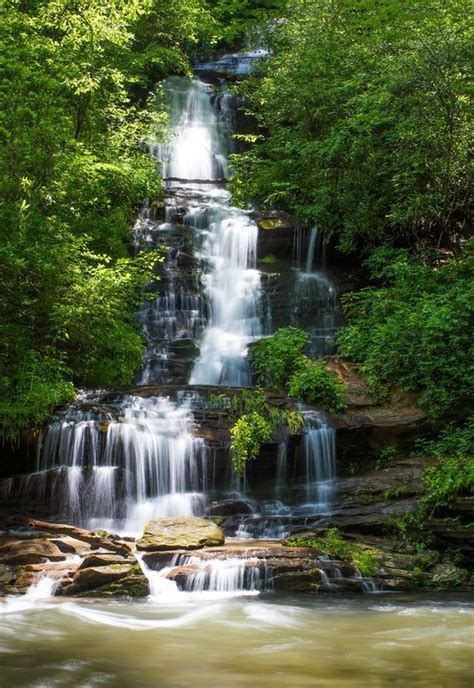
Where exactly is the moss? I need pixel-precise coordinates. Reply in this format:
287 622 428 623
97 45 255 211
285 528 377 577
383 485 411 501
356 492 377 504
259 219 283 230
259 254 277 264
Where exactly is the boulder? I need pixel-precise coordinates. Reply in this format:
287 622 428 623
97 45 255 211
429 562 469 588
136 516 225 552
64 561 149 597
207 499 256 517
0 537 64 565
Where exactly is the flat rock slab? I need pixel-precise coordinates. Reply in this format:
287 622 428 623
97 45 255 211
0 538 64 565
136 516 225 552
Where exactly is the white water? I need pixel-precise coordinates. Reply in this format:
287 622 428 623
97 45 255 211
303 414 336 511
34 395 208 535
306 225 318 272
189 205 261 385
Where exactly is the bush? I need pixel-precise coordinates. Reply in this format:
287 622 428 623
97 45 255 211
224 388 304 476
419 419 474 511
288 357 346 413
338 246 474 418
251 327 346 412
251 327 309 388
230 412 274 476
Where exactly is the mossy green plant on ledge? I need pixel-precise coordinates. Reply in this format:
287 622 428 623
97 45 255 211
250 327 347 413
209 388 304 477
259 254 277 265
285 528 376 577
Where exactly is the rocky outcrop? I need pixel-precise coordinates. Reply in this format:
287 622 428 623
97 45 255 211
136 516 225 552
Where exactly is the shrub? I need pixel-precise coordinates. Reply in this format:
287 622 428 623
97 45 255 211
288 357 346 413
338 245 474 418
230 412 274 476
251 327 310 388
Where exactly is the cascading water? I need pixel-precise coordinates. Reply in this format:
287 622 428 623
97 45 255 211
302 414 336 512
1 61 354 598
232 412 337 540
189 205 261 386
306 226 319 273
292 224 341 357
33 395 208 536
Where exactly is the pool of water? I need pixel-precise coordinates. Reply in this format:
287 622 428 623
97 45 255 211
1 592 472 687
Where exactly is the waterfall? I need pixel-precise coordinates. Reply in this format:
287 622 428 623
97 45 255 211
189 206 261 386
153 76 262 386
140 553 264 597
306 226 318 273
179 556 263 595
3 70 341 558
290 224 341 357
157 77 229 187
302 415 336 513
35 395 208 536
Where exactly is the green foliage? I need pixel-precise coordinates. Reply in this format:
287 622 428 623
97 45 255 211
288 357 346 414
286 528 376 577
259 254 277 265
0 351 75 444
338 246 474 418
219 388 303 475
374 445 397 470
420 419 474 511
230 0 472 253
383 486 411 501
207 0 287 49
230 412 274 476
251 328 346 412
251 327 309 388
0 0 212 441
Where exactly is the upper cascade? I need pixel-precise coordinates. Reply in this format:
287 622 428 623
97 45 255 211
154 76 262 386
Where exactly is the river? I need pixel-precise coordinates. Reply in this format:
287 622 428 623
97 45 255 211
1 592 473 687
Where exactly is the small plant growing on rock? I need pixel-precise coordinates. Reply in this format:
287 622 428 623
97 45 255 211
285 528 376 577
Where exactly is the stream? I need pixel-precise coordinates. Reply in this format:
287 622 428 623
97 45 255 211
1 592 473 687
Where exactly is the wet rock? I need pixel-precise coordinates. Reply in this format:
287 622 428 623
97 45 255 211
81 571 149 598
137 516 225 552
254 210 296 259
207 500 255 517
65 564 133 591
270 570 329 592
0 537 64 565
64 562 148 597
428 518 474 563
50 537 92 556
78 553 135 570
429 562 469 588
